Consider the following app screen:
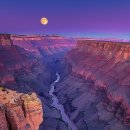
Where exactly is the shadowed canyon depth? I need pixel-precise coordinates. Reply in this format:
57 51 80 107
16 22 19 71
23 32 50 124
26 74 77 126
0 34 130 130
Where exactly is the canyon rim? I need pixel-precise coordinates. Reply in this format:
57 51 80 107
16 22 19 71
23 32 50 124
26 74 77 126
0 34 130 130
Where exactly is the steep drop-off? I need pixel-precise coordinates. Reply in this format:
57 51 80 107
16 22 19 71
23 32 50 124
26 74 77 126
55 40 130 130
0 87 43 130
0 34 76 130
0 34 45 130
4 33 130 130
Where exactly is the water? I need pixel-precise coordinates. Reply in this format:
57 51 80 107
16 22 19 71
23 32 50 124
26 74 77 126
49 72 78 130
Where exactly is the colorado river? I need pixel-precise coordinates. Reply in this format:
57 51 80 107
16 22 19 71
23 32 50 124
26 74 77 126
49 72 78 130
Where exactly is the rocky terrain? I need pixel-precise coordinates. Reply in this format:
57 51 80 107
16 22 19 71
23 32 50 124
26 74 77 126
0 87 43 130
1 33 130 130
55 40 130 130
0 34 76 130
11 34 76 130
12 35 75 58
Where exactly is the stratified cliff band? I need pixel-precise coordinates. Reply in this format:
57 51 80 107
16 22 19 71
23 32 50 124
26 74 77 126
1 33 130 130
0 34 76 130
55 40 130 130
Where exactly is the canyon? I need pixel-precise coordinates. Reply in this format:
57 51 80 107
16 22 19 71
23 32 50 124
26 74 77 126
0 34 76 130
55 40 130 130
0 34 130 130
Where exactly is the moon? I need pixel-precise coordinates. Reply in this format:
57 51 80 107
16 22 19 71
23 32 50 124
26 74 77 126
41 17 48 25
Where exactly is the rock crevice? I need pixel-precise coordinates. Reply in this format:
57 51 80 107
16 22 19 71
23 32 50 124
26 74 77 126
0 87 43 130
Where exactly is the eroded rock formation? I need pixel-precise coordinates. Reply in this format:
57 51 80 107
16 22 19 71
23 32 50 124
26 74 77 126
55 40 130 130
0 34 76 130
0 87 43 130
12 35 76 57
0 34 13 46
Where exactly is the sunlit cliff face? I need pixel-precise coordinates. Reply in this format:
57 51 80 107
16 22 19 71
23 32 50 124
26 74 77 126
0 87 43 130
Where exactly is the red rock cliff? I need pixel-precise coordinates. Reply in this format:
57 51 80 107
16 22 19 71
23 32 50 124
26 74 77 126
12 35 76 56
0 34 44 130
0 87 43 130
65 40 130 125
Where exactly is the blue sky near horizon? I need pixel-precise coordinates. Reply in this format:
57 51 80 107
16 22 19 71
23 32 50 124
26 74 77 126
0 0 130 39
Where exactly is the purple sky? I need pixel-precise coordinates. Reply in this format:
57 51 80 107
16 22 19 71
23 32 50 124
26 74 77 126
0 0 130 39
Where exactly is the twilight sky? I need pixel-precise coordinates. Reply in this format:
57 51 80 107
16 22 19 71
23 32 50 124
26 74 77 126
0 0 130 39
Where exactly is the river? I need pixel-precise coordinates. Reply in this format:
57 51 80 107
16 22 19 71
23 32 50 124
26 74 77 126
49 72 78 130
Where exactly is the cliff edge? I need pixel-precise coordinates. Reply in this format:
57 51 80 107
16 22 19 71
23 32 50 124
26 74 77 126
0 87 43 130
55 40 130 130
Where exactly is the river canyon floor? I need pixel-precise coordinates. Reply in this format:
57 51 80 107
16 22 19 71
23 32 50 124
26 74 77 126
1 35 130 130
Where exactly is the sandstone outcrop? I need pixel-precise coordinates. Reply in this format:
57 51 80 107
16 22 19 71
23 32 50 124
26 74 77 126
0 87 43 130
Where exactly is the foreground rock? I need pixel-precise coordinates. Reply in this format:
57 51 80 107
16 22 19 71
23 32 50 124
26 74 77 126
55 40 130 130
0 87 43 130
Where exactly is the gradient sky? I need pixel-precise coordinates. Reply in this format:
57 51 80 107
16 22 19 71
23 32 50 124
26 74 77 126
0 0 130 39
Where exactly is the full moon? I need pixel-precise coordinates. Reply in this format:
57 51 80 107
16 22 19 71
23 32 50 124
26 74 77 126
41 17 48 25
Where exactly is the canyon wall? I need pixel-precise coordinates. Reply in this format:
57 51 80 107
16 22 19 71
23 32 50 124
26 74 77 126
0 34 76 130
55 40 130 130
67 40 130 101
12 35 75 57
2 33 130 130
0 34 45 130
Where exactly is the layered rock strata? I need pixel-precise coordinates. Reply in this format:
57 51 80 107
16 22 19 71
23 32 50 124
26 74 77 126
0 34 76 130
55 40 130 130
12 35 76 57
0 87 43 130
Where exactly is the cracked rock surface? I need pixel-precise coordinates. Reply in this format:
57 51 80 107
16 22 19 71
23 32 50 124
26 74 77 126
0 87 43 130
